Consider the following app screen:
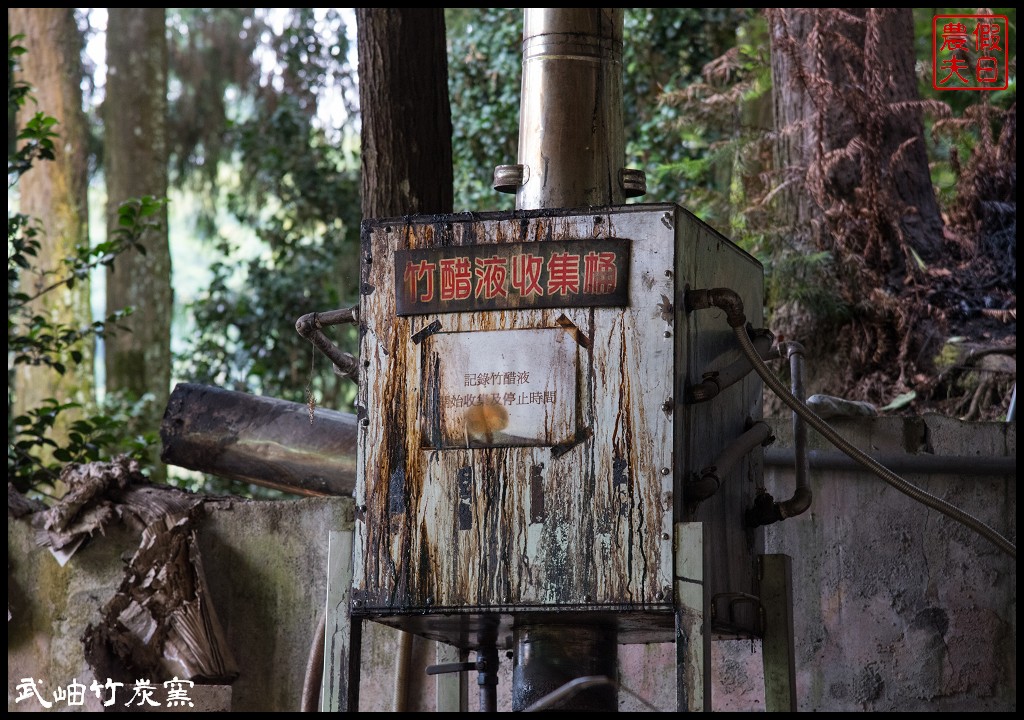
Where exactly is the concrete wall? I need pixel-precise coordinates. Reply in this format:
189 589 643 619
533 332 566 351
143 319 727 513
8 496 354 712
730 414 1017 712
7 416 1015 712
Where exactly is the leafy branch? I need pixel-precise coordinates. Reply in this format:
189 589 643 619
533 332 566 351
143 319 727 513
7 36 164 497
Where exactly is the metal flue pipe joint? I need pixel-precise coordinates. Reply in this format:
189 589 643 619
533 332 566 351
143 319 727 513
494 8 644 712
494 8 646 211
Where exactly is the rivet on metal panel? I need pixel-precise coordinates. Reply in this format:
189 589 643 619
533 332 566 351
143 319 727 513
593 216 603 224
661 532 670 540
661 398 674 414
360 418 369 427
352 599 363 608
665 269 673 277
584 594 592 603
660 211 673 229
426 596 435 606
663 330 672 338
661 467 671 476
655 591 665 601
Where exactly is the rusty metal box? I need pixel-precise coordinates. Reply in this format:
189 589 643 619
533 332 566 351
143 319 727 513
354 204 764 646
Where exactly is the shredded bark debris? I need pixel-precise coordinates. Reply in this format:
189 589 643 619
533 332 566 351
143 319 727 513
12 455 239 686
82 507 240 685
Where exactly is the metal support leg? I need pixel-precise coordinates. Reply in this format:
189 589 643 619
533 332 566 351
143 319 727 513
675 522 710 711
322 529 360 711
759 554 797 712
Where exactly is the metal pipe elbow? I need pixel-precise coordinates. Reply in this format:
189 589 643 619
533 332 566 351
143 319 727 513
777 486 812 519
686 421 773 503
685 287 747 328
686 468 721 502
688 328 775 403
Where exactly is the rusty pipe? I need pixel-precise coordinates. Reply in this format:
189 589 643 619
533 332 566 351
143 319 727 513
687 328 775 403
687 420 774 502
300 610 327 711
160 383 358 497
751 340 812 523
776 340 811 519
688 286 1015 558
764 448 1016 475
511 623 617 712
295 307 360 382
685 287 747 328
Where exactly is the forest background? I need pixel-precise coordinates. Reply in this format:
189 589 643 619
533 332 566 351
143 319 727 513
8 8 1017 500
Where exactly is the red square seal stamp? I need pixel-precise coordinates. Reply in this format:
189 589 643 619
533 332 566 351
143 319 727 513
932 14 1009 91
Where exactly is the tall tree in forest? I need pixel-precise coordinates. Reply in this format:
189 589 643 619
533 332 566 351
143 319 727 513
175 9 362 425
764 8 948 401
103 7 171 478
357 8 453 218
8 8 93 437
355 8 453 710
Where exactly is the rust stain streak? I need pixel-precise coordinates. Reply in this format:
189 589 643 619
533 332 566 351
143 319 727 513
358 213 676 611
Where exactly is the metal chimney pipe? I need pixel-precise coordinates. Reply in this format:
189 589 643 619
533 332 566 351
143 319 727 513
493 8 645 209
497 8 641 712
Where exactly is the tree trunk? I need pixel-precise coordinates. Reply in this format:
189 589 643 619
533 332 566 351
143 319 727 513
768 7 944 270
104 8 172 479
357 8 453 218
765 8 947 401
355 8 453 710
9 8 93 434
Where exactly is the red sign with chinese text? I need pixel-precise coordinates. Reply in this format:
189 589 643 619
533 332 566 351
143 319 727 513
932 14 1009 91
395 239 631 315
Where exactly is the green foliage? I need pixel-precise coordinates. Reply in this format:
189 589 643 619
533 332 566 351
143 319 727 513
165 8 263 191
446 8 522 212
176 15 361 403
171 12 361 497
764 250 852 327
7 37 161 498
653 8 1015 406
652 12 772 238
624 9 757 205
